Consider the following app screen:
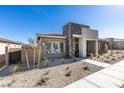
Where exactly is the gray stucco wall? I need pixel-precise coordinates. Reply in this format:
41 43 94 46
79 28 98 57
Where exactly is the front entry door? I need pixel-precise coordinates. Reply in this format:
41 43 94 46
75 38 79 57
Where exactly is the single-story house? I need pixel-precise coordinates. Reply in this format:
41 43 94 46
98 38 124 52
0 38 22 68
37 22 124 59
37 22 99 59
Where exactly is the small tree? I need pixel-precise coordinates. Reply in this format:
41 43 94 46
28 38 37 46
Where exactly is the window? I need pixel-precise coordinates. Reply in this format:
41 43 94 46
44 41 64 54
60 42 64 53
46 42 52 53
52 42 60 53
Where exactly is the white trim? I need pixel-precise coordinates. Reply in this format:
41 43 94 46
38 35 66 39
73 34 82 38
86 39 98 41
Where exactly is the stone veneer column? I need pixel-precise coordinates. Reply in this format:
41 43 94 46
68 24 74 57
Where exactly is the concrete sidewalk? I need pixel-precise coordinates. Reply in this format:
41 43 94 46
83 59 110 67
65 60 124 88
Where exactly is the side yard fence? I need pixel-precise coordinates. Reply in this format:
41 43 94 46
0 44 43 70
6 47 22 65
21 46 42 69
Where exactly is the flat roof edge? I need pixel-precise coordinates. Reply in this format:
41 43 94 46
37 34 66 39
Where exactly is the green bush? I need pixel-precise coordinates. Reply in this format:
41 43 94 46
43 58 49 67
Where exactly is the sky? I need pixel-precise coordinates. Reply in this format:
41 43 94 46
0 5 124 43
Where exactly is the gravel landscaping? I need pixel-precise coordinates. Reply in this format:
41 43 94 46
0 61 103 88
90 50 124 64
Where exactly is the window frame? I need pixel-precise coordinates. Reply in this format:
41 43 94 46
43 41 65 54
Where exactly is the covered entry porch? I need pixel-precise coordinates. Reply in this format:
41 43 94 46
73 34 98 58
79 39 98 58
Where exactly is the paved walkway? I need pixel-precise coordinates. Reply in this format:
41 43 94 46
65 60 124 88
83 59 110 67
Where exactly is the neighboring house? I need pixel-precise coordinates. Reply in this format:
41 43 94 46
98 38 110 54
37 22 99 58
0 38 22 67
105 38 124 50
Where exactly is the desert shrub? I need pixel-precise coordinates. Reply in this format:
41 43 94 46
43 58 49 67
82 65 90 70
43 70 49 76
72 57 76 62
113 55 115 58
36 77 49 86
90 53 94 59
65 66 69 70
10 64 19 74
112 56 116 61
96 54 100 58
61 58 66 64
65 71 72 77
107 56 109 59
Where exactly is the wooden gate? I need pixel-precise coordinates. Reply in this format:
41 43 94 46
9 50 21 64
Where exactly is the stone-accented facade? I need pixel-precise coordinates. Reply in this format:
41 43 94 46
63 22 90 57
37 22 99 58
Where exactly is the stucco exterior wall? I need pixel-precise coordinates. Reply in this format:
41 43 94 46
79 28 98 57
0 42 22 65
0 43 6 55
113 41 124 50
0 43 7 64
